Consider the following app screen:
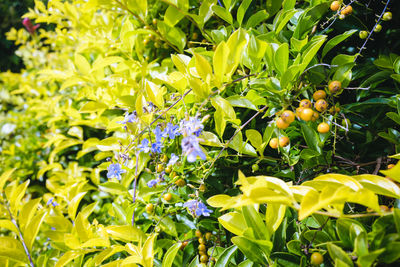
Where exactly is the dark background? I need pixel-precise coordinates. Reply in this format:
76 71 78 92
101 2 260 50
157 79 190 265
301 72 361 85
0 0 34 72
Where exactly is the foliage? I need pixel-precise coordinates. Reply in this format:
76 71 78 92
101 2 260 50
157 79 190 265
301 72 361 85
0 0 400 266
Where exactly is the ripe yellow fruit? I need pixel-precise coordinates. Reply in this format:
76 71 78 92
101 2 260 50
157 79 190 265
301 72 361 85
192 32 198 40
296 107 304 119
276 117 290 129
374 24 382 32
198 244 206 251
165 166 172 174
199 184 207 192
145 203 154 213
340 5 352 16
281 110 295 124
152 18 157 25
205 232 212 241
163 193 172 202
311 111 320 122
175 178 186 187
313 90 327 101
314 99 328 112
299 99 312 108
200 255 208 263
317 122 330 133
269 138 278 149
330 1 340 11
388 164 395 169
198 237 205 244
310 252 324 265
157 164 164 172
382 12 392 21
328 80 342 94
279 136 290 147
195 230 202 238
161 154 168 162
300 108 314 121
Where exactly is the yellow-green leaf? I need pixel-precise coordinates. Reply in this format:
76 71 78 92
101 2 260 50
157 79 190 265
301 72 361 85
68 192 87 220
0 236 29 264
218 212 247 236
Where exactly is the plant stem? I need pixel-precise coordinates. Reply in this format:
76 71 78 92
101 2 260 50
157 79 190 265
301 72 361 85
4 200 34 267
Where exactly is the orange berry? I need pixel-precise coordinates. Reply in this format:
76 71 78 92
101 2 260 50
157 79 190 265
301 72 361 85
341 5 352 16
269 138 278 149
310 252 324 265
163 193 172 202
279 136 290 147
329 106 340 115
276 117 289 129
388 164 395 169
175 179 186 187
296 107 304 119
299 99 312 108
313 90 327 101
311 111 320 122
198 237 205 244
317 122 330 133
281 110 295 124
180 241 188 250
328 80 342 94
330 1 340 11
380 205 389 212
314 99 328 112
300 108 314 121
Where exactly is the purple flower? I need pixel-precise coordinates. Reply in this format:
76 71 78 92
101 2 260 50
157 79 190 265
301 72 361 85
147 179 158 188
183 200 212 217
180 117 204 137
107 163 126 180
118 112 137 124
167 153 179 166
154 126 163 142
181 135 206 162
46 197 58 207
138 138 150 153
163 123 180 139
22 18 40 35
151 141 163 154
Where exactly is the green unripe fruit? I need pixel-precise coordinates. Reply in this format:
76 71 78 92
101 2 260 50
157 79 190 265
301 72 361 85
252 164 259 172
374 24 382 32
382 12 392 21
359 31 368 39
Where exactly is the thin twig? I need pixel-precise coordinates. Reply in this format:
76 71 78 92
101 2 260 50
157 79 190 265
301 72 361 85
131 140 139 226
373 157 382 175
4 200 35 267
354 0 391 62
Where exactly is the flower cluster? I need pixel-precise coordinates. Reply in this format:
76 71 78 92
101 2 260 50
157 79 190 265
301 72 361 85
107 163 126 180
180 117 206 162
183 199 212 217
137 116 205 163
